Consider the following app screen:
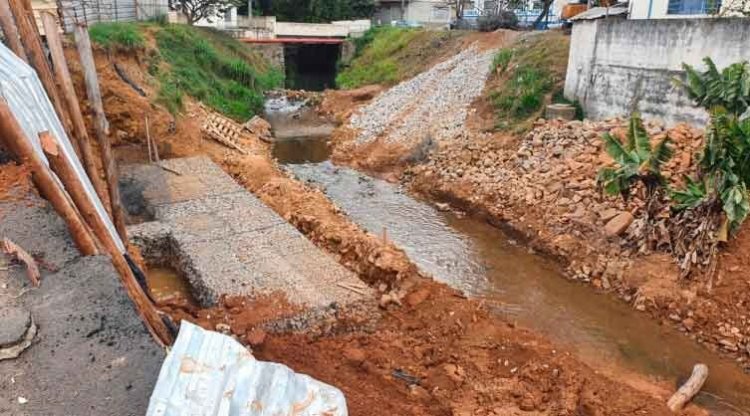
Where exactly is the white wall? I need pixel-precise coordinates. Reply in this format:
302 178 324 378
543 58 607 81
565 18 750 126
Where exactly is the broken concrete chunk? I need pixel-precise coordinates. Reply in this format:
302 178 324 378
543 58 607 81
604 212 634 236
0 306 31 348
244 115 272 141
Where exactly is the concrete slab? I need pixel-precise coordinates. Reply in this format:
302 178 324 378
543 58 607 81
121 157 371 316
0 197 164 416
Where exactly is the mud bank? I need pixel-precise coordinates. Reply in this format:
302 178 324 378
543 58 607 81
61 35 709 414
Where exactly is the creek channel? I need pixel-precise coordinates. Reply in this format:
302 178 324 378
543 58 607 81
264 96 750 415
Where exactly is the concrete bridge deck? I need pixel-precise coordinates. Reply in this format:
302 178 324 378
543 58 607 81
121 157 371 318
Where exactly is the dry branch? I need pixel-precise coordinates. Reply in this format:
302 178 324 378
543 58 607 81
1 238 41 287
667 363 709 412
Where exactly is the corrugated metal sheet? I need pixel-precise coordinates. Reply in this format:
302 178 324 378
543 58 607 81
0 43 125 252
147 321 348 416
571 5 629 20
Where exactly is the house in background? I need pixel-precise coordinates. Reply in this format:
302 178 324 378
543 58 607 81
629 0 749 18
372 0 455 28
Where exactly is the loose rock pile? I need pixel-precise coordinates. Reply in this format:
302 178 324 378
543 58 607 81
409 118 704 284
349 46 495 147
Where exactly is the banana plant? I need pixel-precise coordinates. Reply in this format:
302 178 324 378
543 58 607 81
597 113 674 206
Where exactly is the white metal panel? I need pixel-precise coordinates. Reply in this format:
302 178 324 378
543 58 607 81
0 43 125 252
147 321 348 416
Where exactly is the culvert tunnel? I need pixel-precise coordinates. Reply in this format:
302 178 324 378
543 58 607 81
283 42 341 91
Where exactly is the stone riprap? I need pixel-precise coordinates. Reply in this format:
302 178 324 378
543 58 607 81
122 157 370 315
348 46 495 147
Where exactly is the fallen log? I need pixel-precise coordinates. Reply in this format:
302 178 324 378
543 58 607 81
0 99 98 257
667 363 709 412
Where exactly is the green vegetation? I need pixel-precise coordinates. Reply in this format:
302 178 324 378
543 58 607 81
263 0 374 23
337 27 465 89
89 22 283 121
337 27 419 88
89 22 145 50
154 25 283 120
595 58 750 277
488 32 570 132
597 113 673 205
491 49 513 73
672 58 750 231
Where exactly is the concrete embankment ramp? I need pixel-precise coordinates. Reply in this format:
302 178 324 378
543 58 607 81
121 157 371 322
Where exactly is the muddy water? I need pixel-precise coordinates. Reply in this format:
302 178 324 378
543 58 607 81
146 265 197 307
285 160 750 415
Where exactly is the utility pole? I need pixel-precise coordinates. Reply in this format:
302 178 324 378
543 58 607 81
402 0 406 20
248 0 252 17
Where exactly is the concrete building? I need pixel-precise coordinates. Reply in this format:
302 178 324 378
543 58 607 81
373 0 455 28
628 0 749 19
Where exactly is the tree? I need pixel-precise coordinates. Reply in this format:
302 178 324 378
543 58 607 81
171 0 241 24
531 0 553 29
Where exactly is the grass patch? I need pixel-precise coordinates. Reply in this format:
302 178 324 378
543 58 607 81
488 31 570 132
89 22 145 50
152 25 283 120
491 49 513 73
337 27 466 89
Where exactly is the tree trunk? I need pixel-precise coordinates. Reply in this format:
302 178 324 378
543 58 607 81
0 99 99 257
73 24 129 242
40 131 173 347
40 12 110 211
7 0 73 136
532 0 553 28
0 0 27 62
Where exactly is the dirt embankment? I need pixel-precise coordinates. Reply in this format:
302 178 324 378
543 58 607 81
57 35 704 415
325 29 750 371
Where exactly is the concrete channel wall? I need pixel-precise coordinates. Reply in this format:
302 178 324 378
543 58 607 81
122 157 372 327
564 18 750 126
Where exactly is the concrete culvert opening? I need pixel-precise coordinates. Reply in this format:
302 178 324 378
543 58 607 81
284 43 340 91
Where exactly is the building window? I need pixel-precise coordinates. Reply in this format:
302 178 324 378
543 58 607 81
667 0 721 14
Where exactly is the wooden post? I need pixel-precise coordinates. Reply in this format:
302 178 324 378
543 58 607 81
0 99 98 257
73 23 128 242
667 364 709 412
40 12 111 214
39 131 173 347
0 0 28 62
7 0 73 136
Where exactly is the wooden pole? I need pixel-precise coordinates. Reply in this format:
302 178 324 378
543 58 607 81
0 99 98 257
7 0 73 136
0 0 28 62
39 12 111 215
39 131 173 347
73 23 128 242
667 364 709 412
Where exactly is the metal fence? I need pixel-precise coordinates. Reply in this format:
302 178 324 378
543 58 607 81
57 0 168 32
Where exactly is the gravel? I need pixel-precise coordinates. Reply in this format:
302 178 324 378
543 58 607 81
349 46 496 146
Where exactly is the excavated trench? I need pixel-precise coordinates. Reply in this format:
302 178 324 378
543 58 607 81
265 98 750 415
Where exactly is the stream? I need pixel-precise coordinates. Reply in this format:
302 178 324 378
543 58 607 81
265 97 750 415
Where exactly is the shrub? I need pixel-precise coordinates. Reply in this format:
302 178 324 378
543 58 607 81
477 12 518 32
